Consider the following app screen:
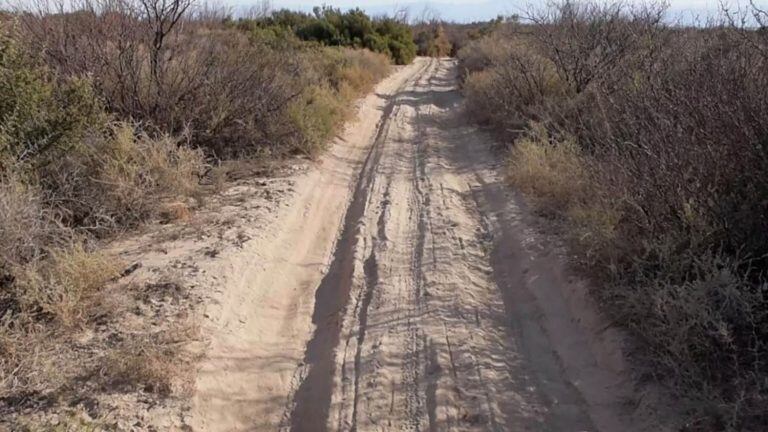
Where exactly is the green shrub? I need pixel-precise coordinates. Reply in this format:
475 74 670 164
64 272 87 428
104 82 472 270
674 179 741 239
239 7 414 65
288 85 346 156
0 32 104 169
288 47 390 156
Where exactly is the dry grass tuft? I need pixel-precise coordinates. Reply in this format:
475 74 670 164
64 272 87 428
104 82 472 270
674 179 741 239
0 177 56 266
508 124 621 264
508 124 587 214
12 245 122 329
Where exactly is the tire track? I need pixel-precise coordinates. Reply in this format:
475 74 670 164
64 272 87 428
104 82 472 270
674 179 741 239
287 59 432 432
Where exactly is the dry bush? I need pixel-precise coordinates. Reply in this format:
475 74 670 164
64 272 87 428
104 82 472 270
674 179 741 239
2 28 204 234
2 1 393 425
523 0 666 94
288 85 347 156
17 0 303 158
1 255 198 423
468 0 768 428
507 124 621 265
0 177 61 267
461 38 567 129
1 26 205 420
508 124 587 213
609 251 768 430
287 47 390 156
36 122 206 232
16 0 392 160
333 47 390 95
456 33 515 80
0 329 69 402
0 244 122 402
585 28 768 428
11 245 122 328
0 51 204 417
415 24 452 57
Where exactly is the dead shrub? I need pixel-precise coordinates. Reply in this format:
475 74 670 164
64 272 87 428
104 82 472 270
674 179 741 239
0 328 71 402
0 243 122 405
456 33 515 80
523 0 666 94
608 251 768 429
415 24 452 57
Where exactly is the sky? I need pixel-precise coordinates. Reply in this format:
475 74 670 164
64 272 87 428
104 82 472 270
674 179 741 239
246 0 768 23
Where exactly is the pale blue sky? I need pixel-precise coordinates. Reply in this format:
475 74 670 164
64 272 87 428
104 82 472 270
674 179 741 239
252 0 766 22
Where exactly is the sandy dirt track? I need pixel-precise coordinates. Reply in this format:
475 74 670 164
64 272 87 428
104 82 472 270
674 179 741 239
189 58 651 432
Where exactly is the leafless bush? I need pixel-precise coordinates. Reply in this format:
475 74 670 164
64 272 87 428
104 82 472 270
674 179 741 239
523 0 667 93
461 36 567 131
457 31 515 79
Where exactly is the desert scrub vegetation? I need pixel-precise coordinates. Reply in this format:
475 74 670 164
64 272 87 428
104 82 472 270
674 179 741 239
19 0 391 159
459 1 768 430
1 25 204 426
1 0 393 426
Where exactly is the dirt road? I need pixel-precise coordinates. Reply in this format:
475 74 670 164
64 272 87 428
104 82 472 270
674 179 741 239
190 58 641 431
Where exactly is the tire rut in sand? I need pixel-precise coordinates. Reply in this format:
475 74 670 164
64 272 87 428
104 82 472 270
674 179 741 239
287 59 432 432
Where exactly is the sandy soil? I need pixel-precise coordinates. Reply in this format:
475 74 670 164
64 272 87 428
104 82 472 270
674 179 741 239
171 58 665 431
